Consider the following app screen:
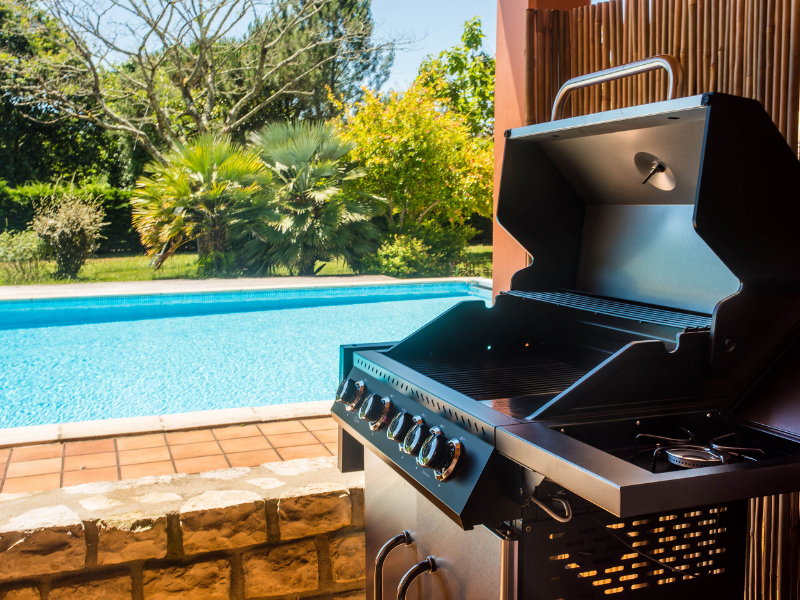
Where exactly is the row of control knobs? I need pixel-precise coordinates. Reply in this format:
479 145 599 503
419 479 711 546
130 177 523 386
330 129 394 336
336 378 463 481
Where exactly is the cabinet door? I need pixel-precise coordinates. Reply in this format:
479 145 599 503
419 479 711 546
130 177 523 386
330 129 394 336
365 451 517 600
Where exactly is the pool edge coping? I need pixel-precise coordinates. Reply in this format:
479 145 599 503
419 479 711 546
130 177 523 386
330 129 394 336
0 400 334 449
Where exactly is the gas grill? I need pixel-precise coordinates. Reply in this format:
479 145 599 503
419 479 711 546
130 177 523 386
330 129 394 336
331 61 800 600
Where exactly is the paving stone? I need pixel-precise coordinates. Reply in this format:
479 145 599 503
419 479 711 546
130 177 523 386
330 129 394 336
96 512 168 565
243 540 319 598
180 490 266 553
49 576 131 599
330 533 366 583
278 486 351 540
143 560 230 600
0 506 85 581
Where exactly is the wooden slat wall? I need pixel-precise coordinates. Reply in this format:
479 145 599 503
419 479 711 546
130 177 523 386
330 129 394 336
525 0 800 155
524 2 800 597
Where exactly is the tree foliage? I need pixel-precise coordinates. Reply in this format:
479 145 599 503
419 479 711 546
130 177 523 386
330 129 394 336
131 135 267 268
336 85 493 235
417 17 495 137
244 121 379 276
0 0 394 163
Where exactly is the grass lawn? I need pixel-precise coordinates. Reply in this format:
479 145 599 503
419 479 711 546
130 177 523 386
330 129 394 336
1 245 493 285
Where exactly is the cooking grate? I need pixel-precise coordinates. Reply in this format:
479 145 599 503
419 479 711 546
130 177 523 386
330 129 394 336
503 290 713 330
527 501 744 599
400 347 598 402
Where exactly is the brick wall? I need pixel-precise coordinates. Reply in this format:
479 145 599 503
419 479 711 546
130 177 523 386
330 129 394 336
0 458 365 600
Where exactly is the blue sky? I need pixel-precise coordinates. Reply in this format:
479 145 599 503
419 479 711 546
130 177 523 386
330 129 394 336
370 0 498 91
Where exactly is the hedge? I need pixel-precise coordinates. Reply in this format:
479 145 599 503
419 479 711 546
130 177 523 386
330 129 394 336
0 181 142 253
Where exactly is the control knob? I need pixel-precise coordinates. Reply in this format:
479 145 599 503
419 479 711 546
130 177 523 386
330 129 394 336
417 428 463 481
335 378 366 412
402 416 430 455
358 394 393 430
387 412 414 442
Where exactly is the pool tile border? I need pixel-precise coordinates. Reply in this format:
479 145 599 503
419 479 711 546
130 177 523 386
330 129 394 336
0 401 332 449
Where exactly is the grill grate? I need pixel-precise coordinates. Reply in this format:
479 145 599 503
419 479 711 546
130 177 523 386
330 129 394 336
530 502 742 599
503 290 713 330
400 346 598 401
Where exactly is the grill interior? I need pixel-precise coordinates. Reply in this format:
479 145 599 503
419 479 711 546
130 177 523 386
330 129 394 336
400 344 600 403
528 501 745 599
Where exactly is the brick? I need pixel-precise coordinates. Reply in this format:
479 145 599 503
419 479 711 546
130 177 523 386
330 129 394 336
243 540 318 598
180 490 266 554
49 576 131 600
0 506 85 581
1 589 39 600
97 513 168 565
278 487 351 540
330 534 366 583
143 560 230 600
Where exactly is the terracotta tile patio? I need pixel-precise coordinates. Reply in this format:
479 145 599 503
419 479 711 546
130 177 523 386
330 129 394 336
0 417 338 494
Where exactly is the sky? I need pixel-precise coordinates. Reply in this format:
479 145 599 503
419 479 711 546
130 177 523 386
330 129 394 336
370 0 498 91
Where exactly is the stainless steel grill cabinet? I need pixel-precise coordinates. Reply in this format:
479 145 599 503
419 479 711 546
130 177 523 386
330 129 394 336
332 92 800 600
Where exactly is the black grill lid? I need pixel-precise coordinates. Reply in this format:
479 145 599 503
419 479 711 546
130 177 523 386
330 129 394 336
496 93 800 315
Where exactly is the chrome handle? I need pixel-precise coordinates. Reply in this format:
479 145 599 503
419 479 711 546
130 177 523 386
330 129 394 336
397 556 437 600
551 54 685 120
375 531 412 600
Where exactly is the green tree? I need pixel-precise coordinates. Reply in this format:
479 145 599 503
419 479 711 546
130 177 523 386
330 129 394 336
132 135 268 269
417 17 495 137
1 0 395 163
336 85 493 235
244 121 379 276
0 0 119 185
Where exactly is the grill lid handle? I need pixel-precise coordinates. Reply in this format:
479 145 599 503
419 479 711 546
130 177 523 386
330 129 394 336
551 54 684 121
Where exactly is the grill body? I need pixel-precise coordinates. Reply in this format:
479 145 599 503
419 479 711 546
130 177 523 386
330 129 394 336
332 92 800 600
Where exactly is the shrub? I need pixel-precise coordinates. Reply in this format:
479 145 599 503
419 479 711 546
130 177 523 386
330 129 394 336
361 235 430 278
1 181 139 253
0 230 48 283
32 194 107 278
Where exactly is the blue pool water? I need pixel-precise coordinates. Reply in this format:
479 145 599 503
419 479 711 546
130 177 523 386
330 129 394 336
0 283 490 429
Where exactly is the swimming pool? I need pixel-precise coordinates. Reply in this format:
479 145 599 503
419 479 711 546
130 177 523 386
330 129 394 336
0 282 490 429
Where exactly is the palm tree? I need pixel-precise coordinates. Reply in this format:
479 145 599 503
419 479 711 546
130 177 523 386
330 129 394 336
132 134 268 269
245 121 379 276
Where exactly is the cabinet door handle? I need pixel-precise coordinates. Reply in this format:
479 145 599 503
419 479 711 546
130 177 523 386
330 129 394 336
397 556 437 600
374 531 412 600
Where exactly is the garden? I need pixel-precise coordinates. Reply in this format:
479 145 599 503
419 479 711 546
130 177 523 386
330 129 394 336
0 0 495 285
